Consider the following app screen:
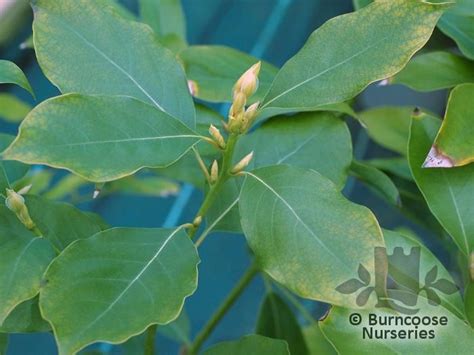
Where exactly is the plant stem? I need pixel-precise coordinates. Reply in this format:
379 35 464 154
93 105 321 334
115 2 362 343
192 146 211 184
144 324 157 355
189 134 239 239
188 262 258 354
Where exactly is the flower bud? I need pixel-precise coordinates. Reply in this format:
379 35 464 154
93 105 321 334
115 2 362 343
230 92 247 118
187 80 199 97
231 151 254 174
234 62 261 98
5 189 36 230
210 160 219 184
209 124 226 149
193 215 202 228
243 101 260 130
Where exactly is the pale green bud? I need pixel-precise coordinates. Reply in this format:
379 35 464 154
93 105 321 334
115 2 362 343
231 151 254 174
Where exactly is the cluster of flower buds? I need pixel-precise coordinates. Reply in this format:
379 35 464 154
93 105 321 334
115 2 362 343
5 187 36 231
227 62 261 134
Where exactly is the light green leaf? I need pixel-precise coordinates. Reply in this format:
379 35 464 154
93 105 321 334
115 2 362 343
33 0 195 127
352 0 372 10
303 323 336 355
0 206 56 324
320 295 474 354
239 165 385 307
350 161 400 206
438 0 474 59
0 60 33 96
384 229 464 319
107 175 179 198
0 94 31 123
42 174 88 200
256 292 308 355
2 95 201 182
0 334 7 355
179 46 278 103
13 170 53 196
358 106 413 155
203 334 289 355
391 51 474 91
0 134 29 193
0 296 51 333
425 84 474 167
367 157 413 181
25 195 107 251
408 112 474 256
260 0 448 118
139 0 186 40
39 227 199 355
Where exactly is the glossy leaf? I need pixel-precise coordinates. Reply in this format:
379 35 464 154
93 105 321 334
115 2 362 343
39 227 199 355
427 84 474 167
0 94 31 123
239 165 385 308
303 323 336 355
438 0 474 59
33 0 195 127
139 0 186 40
0 134 29 193
320 296 474 354
349 161 400 206
179 46 278 103
203 334 289 355
0 334 7 355
25 195 107 251
391 51 474 91
384 229 464 319
2 95 201 182
408 113 474 256
0 206 55 324
256 292 308 355
358 106 413 155
0 297 50 333
260 0 448 117
0 60 33 96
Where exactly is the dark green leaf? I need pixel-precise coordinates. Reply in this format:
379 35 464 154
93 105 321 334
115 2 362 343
0 297 51 333
256 292 308 355
0 134 29 193
203 334 289 355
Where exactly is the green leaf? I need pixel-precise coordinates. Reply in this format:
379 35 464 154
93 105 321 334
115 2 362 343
320 294 474 354
107 175 179 198
33 0 195 128
438 0 474 59
0 296 51 333
203 334 289 355
0 334 7 355
42 174 88 200
465 282 474 328
13 170 53 196
358 106 413 155
349 161 400 206
0 206 56 324
139 0 186 40
259 0 448 118
207 111 353 234
391 51 474 91
237 112 352 188
367 157 413 181
302 323 336 355
2 94 201 182
158 308 191 345
179 46 278 103
425 84 474 167
0 60 33 96
0 134 29 193
256 292 308 355
0 94 31 123
384 229 464 319
239 165 385 307
352 0 372 10
408 112 474 256
39 226 199 355
25 195 107 251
